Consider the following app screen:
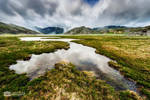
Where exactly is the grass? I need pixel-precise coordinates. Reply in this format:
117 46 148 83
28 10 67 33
23 61 141 100
0 22 39 34
0 36 69 99
61 35 150 99
0 35 149 99
23 62 118 100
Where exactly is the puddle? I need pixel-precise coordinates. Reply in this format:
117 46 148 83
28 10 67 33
10 37 137 92
20 37 76 42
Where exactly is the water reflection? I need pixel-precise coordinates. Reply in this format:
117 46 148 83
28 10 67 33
10 37 137 92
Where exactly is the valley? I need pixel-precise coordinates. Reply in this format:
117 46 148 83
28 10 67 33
0 35 149 100
1 0 150 99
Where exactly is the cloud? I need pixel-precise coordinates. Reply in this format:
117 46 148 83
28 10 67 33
0 0 150 30
100 0 150 24
0 0 16 16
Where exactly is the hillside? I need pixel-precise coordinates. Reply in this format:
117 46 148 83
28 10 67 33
0 22 39 34
97 25 150 35
65 26 98 34
65 25 150 35
65 25 129 35
93 25 127 31
36 27 64 34
65 26 130 35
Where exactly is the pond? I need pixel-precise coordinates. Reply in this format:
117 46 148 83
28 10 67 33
10 37 137 92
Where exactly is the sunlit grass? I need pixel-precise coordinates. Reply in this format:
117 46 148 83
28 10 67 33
0 36 69 99
0 34 149 99
23 62 119 100
66 35 150 99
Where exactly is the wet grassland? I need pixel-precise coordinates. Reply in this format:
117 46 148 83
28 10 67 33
0 35 149 100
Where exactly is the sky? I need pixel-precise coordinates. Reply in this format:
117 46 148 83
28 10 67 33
0 0 150 30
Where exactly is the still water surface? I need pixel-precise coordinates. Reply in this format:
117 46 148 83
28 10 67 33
10 37 137 92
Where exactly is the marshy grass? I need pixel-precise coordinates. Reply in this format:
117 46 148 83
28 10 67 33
0 35 148 100
23 62 142 100
23 62 119 100
66 35 150 99
0 36 69 99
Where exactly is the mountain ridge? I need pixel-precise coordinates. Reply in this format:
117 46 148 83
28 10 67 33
0 22 39 34
35 26 64 34
65 25 150 35
65 26 97 34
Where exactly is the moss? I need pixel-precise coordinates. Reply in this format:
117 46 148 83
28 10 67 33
141 88 150 99
119 90 142 100
108 61 122 71
60 35 150 99
0 35 148 99
0 36 69 99
24 62 119 100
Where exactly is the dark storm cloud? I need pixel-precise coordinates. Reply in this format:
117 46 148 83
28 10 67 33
48 2 58 16
0 0 58 19
25 0 58 16
27 0 47 16
1 0 150 29
25 0 58 17
0 0 16 16
100 0 150 24
10 4 28 19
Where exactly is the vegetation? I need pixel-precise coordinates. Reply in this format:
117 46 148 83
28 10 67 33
23 61 119 100
22 61 141 100
0 36 69 99
0 22 39 34
36 26 64 34
65 25 150 35
0 35 149 100
65 26 100 35
63 35 150 99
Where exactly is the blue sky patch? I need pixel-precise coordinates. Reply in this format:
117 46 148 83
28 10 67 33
83 0 99 6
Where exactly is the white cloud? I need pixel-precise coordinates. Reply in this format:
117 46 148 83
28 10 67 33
0 0 150 30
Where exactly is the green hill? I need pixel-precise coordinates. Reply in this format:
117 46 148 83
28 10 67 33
0 22 39 34
65 26 98 35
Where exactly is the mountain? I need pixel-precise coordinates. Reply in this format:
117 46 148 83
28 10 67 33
65 25 127 35
92 25 131 34
93 25 127 31
65 26 97 34
65 25 139 35
0 22 39 34
36 27 64 34
104 25 127 29
65 25 150 35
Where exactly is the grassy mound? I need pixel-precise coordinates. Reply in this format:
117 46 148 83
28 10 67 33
23 61 141 100
67 35 150 99
0 36 69 99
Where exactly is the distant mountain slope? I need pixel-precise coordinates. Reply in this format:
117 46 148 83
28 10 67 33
0 22 39 34
93 25 127 31
104 25 127 29
65 26 97 34
36 27 64 34
65 26 129 35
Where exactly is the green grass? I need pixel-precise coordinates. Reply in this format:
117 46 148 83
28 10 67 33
0 36 69 99
60 35 150 99
0 22 39 34
23 62 141 100
0 35 148 100
23 62 118 100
